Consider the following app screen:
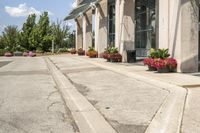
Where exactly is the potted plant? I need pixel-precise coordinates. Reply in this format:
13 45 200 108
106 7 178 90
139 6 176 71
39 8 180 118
29 51 36 57
109 53 122 62
104 47 118 62
154 58 177 73
78 48 85 56
23 51 29 56
102 48 109 59
143 58 157 71
70 48 76 54
166 58 177 72
87 46 98 58
154 59 169 73
4 52 13 57
13 45 24 56
144 48 171 71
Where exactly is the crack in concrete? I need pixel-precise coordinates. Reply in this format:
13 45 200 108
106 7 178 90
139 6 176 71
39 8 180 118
180 87 189 132
46 89 58 100
47 101 62 111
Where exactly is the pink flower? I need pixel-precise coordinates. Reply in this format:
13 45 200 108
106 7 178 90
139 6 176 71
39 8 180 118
154 58 177 70
29 51 36 57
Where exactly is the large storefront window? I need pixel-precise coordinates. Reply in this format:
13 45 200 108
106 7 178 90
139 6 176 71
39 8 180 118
108 1 115 47
135 0 156 57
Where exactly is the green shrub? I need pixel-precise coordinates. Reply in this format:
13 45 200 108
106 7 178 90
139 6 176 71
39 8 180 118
157 49 170 59
36 47 44 53
106 47 118 54
0 49 5 56
58 47 68 53
148 48 170 59
88 46 95 52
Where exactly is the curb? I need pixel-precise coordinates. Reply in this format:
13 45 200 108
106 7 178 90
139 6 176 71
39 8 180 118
45 57 117 133
74 56 187 133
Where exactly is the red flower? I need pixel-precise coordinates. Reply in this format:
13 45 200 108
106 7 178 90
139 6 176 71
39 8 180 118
144 58 156 67
153 58 177 70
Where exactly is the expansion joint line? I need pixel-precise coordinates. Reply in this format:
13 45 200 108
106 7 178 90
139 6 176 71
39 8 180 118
179 87 189 133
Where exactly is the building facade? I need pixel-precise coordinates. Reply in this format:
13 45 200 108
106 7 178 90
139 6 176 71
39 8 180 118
65 0 199 72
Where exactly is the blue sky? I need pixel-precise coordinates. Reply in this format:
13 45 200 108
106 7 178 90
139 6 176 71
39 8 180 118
0 0 76 34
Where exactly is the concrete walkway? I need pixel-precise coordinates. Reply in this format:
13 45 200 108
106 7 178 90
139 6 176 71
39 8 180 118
49 54 200 133
0 57 78 133
74 55 200 133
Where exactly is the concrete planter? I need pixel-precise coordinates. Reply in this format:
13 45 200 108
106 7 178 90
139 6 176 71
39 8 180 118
157 68 170 73
4 52 13 57
148 66 157 71
14 51 23 56
29 51 36 57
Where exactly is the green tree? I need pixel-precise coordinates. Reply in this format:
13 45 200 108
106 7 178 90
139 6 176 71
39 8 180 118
21 14 36 50
51 20 70 49
1 25 20 52
37 11 52 51
29 11 52 52
0 36 5 49
66 32 75 48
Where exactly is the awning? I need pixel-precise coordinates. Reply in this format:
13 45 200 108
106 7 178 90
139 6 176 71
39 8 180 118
79 0 97 5
64 0 99 21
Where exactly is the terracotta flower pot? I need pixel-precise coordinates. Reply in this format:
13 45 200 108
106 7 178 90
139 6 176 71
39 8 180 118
70 49 76 54
109 53 122 62
87 51 98 58
78 50 85 56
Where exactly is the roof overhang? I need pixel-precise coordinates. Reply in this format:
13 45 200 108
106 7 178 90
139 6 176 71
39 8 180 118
64 0 100 21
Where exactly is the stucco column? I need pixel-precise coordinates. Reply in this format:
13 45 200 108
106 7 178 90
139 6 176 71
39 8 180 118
119 0 135 62
76 17 83 50
159 0 198 72
95 6 99 51
83 10 93 52
158 0 169 49
95 0 108 56
179 0 198 72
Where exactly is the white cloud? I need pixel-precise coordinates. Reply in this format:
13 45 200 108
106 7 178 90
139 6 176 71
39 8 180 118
5 3 40 17
0 25 6 30
71 1 77 8
5 3 54 17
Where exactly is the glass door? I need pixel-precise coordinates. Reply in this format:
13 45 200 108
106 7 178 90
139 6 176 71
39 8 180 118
135 0 156 57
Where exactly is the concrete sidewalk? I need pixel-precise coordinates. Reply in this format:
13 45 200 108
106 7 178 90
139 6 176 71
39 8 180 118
71 55 200 133
49 54 198 133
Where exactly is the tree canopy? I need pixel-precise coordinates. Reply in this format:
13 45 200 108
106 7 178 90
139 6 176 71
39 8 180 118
0 11 75 53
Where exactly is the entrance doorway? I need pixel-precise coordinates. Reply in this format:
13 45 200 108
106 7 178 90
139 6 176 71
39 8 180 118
135 0 156 57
